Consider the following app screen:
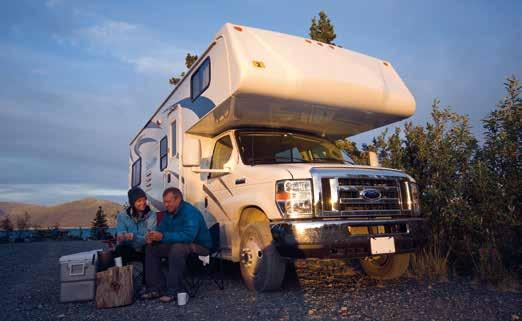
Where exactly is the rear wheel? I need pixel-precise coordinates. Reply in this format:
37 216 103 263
360 253 410 280
240 222 286 291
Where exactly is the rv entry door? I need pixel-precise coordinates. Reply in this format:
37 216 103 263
164 106 182 191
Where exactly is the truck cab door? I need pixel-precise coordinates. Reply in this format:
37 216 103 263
204 133 237 253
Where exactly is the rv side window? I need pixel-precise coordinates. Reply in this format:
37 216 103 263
191 57 211 101
131 158 142 187
160 136 168 171
170 121 177 157
209 135 233 179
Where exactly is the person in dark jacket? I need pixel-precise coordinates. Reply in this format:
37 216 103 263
114 187 157 282
142 187 212 303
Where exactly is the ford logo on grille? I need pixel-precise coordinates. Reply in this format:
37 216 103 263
361 188 381 200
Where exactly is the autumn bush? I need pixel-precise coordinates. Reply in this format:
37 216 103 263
339 76 521 285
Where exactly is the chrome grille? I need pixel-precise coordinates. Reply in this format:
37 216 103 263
318 175 409 217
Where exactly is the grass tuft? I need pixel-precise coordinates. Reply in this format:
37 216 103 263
410 246 449 282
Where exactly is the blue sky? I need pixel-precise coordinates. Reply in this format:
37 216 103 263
1 0 520 205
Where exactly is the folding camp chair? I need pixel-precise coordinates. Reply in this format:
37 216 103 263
185 223 225 297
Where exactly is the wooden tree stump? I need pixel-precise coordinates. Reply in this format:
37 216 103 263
95 265 134 308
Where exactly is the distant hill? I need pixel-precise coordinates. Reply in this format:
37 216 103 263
0 198 122 228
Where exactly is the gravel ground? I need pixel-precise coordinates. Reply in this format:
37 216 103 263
0 241 520 321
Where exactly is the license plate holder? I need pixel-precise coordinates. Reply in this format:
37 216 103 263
370 237 396 255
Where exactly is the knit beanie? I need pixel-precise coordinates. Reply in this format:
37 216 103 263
128 187 147 208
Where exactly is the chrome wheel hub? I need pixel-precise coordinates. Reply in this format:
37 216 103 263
240 238 262 274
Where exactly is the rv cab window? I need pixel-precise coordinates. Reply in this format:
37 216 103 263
209 135 233 179
160 136 168 171
236 131 354 165
191 57 211 100
131 158 142 187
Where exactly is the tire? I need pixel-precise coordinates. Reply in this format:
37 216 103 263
360 253 410 280
239 222 286 291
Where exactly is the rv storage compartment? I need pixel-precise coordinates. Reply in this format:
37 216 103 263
59 249 101 302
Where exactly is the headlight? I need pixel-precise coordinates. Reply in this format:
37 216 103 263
275 179 313 218
410 182 421 216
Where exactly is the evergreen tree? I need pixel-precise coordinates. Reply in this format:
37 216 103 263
16 211 31 230
309 11 337 44
1 215 14 231
185 53 198 69
169 52 199 85
1 215 14 240
91 206 109 240
168 76 180 85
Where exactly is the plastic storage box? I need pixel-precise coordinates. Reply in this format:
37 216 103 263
59 249 101 302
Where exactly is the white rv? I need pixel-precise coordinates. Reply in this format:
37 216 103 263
129 23 428 291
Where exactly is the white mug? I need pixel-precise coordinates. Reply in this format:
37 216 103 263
177 292 189 306
114 256 123 267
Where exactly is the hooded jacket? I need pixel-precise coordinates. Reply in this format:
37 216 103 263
116 206 157 250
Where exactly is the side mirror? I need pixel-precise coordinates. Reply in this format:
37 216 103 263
368 151 380 167
182 136 200 167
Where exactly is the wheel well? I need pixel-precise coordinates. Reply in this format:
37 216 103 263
238 206 268 236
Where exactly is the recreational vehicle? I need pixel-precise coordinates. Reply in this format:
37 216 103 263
129 23 428 291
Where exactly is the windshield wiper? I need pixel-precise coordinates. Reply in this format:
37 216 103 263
248 156 308 165
312 157 348 164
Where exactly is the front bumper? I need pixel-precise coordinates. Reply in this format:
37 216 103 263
270 217 429 259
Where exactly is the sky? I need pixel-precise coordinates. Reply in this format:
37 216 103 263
0 0 520 205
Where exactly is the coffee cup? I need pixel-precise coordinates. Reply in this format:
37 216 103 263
177 292 189 306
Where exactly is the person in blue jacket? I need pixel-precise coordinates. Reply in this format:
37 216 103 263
143 187 212 303
114 187 157 280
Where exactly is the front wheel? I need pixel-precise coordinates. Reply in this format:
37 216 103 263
360 253 410 280
239 222 286 291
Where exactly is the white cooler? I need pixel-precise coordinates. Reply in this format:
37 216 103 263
59 249 101 303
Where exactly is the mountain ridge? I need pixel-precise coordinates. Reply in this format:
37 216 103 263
0 198 122 228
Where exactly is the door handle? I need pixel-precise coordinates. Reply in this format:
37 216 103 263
235 178 246 185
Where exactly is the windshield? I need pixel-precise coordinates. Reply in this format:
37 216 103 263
236 131 354 165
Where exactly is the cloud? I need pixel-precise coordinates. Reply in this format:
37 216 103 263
79 20 138 42
121 56 180 75
51 33 77 46
54 19 187 76
0 41 171 204
45 0 63 8
0 89 133 186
